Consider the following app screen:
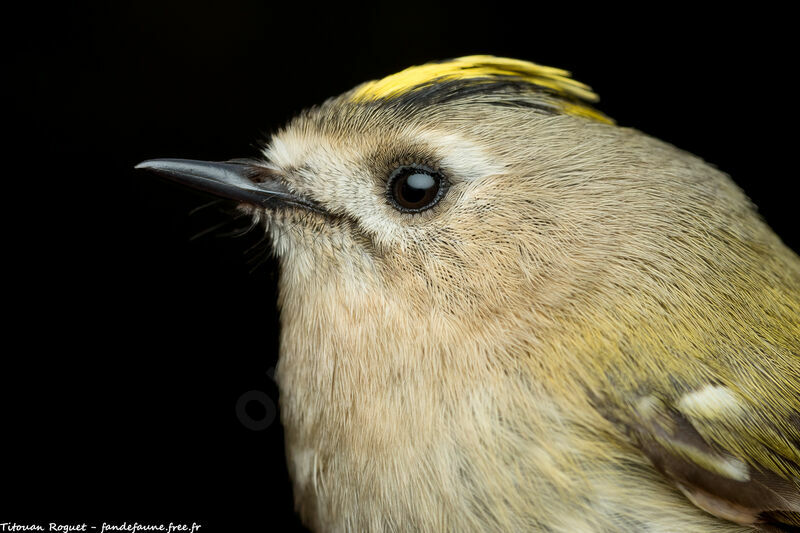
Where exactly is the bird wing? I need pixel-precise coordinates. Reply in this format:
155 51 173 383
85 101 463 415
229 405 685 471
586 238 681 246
616 388 800 530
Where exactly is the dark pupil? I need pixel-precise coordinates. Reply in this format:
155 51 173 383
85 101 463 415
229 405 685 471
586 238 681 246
393 170 439 210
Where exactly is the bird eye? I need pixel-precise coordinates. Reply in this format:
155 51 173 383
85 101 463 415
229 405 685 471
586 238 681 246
387 166 447 212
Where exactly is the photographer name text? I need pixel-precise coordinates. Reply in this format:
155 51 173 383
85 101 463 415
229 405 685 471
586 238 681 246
1 523 202 533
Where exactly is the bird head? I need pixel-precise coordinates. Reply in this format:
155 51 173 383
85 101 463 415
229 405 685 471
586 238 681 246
137 56 642 326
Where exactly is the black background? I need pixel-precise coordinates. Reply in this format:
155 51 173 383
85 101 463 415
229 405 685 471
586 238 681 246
9 2 797 532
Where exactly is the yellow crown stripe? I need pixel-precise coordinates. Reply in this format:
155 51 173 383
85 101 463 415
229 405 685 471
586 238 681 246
350 55 612 124
560 102 614 124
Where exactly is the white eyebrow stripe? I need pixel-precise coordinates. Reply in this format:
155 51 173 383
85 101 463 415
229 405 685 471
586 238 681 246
414 130 505 181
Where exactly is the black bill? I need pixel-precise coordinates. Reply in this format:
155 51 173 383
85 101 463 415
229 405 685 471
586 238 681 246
135 158 324 213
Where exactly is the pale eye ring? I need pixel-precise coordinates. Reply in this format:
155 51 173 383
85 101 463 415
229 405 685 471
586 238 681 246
386 165 447 212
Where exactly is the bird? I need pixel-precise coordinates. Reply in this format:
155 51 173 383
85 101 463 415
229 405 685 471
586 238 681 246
136 55 800 532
